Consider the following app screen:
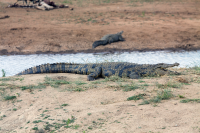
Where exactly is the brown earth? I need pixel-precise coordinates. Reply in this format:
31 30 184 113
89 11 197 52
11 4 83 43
0 1 200 133
0 0 200 55
0 68 200 133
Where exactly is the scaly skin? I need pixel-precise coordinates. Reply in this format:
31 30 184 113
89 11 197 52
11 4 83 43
16 62 180 81
92 31 124 49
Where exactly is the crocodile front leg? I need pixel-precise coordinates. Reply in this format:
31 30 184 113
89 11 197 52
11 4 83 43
87 67 102 81
108 37 114 44
119 35 124 41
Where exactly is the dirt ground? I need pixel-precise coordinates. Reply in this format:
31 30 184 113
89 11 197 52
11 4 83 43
0 0 200 55
0 68 200 133
0 1 200 133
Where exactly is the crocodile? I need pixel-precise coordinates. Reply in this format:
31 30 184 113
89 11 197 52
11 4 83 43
16 62 180 81
92 31 124 49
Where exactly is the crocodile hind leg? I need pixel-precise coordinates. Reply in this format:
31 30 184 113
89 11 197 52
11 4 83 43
87 67 102 81
129 72 140 79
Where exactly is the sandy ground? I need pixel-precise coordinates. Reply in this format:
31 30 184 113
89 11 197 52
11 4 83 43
0 67 200 133
0 0 200 55
0 1 200 133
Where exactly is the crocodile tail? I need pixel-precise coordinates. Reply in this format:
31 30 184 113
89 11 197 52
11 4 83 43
16 63 81 75
92 40 107 48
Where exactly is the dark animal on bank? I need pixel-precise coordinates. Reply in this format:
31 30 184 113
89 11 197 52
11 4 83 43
16 62 180 81
92 31 124 49
14 0 38 6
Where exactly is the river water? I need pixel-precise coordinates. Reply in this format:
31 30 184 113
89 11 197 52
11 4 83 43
0 50 200 77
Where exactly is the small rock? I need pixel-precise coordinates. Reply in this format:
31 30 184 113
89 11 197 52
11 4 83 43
176 77 189 83
174 124 179 127
26 89 33 92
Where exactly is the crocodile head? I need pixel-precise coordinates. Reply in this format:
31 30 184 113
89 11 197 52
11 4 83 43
141 63 180 77
151 68 180 77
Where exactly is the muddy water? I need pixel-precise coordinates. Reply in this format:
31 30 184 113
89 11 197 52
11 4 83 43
0 50 200 77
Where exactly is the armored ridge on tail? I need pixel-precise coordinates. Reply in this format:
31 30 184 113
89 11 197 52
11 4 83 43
16 62 180 81
92 31 124 49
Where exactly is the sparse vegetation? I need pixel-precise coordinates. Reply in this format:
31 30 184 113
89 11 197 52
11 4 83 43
127 93 146 101
29 116 77 132
75 81 87 85
61 104 69 106
33 120 43 123
91 80 102 84
178 94 185 98
156 80 182 89
63 0 73 5
62 0 122 7
0 78 11 81
43 77 70 88
104 75 127 82
74 88 84 92
109 83 141 91
121 83 140 92
138 80 145 83
0 0 200 132
63 116 76 128
190 65 200 75
87 113 92 116
0 115 6 120
139 100 150 105
32 127 38 130
180 99 200 103
151 89 174 102
21 84 46 90
139 89 174 105
1 69 6 77
0 66 199 133
0 77 24 81
4 95 16 100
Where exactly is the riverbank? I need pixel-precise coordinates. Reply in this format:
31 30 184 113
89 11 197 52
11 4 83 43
0 67 200 132
0 0 200 55
0 0 200 132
